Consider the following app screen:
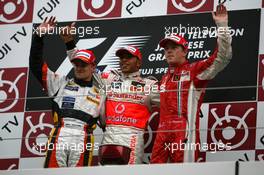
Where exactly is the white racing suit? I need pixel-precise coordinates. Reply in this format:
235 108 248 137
30 34 103 167
67 48 160 164
99 71 159 164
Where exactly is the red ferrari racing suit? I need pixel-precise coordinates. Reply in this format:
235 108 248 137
150 22 232 163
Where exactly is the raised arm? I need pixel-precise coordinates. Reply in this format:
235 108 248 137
29 17 66 96
194 4 232 81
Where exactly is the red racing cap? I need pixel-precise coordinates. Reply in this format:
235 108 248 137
115 45 142 60
71 49 96 64
159 33 188 50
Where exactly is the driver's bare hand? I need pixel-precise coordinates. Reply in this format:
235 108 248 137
212 4 228 24
36 16 57 37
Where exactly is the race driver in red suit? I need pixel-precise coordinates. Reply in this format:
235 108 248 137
151 4 232 163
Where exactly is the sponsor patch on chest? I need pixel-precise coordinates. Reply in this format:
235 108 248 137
61 96 76 109
64 85 79 91
172 71 190 82
86 90 100 105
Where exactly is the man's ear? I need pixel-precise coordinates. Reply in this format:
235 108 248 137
183 48 188 57
91 63 96 72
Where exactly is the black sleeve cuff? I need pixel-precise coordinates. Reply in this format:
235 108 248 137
66 40 76 50
33 33 44 43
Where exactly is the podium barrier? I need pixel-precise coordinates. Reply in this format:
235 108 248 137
1 161 263 175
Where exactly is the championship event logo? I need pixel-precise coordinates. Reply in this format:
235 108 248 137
20 111 53 157
0 68 27 113
0 0 34 24
207 103 257 151
56 36 150 76
167 0 213 14
77 0 122 19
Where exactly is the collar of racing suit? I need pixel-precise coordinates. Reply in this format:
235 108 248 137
74 78 93 87
168 60 189 74
121 71 140 79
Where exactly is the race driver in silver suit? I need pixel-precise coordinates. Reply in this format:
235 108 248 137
29 17 104 167
60 24 160 164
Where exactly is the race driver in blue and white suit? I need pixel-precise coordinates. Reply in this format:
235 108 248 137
29 17 104 168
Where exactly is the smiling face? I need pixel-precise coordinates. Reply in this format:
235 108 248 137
72 59 95 81
118 52 141 74
164 40 187 66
